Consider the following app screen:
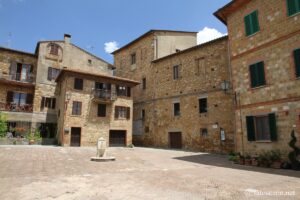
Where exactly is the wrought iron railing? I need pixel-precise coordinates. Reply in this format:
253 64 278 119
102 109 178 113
92 89 116 101
0 72 34 83
0 102 33 112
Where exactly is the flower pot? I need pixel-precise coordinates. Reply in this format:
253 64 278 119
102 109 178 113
271 160 282 169
29 139 35 145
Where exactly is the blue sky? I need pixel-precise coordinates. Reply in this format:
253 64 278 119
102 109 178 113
0 0 230 63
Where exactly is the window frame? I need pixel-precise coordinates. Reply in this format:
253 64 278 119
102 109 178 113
74 78 84 90
244 10 260 36
173 102 180 116
199 98 208 113
293 48 300 78
97 104 106 117
249 61 266 88
286 0 300 16
131 53 136 65
173 65 180 80
72 101 82 116
49 43 59 55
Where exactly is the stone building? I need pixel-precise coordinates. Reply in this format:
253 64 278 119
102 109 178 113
0 34 138 146
113 30 235 152
215 0 300 154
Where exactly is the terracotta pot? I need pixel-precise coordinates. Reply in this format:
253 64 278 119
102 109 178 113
29 139 35 145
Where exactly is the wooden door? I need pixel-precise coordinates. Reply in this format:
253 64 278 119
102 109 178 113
71 127 81 147
169 132 182 149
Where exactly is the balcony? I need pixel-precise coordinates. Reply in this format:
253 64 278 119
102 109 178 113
92 89 116 102
0 72 35 86
0 102 33 113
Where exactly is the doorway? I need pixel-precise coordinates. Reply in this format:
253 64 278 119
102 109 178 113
169 132 182 149
71 127 81 147
109 130 126 146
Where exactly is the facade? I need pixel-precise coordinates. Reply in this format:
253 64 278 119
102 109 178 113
113 30 235 153
215 0 300 154
0 34 138 146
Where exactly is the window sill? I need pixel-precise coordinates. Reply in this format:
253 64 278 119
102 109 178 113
250 84 268 91
115 118 129 120
246 30 260 38
288 11 300 19
255 140 272 143
70 115 81 117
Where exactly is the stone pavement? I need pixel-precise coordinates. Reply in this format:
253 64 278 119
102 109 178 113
0 146 299 200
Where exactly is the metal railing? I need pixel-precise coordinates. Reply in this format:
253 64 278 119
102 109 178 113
92 89 116 101
0 102 33 112
0 73 34 83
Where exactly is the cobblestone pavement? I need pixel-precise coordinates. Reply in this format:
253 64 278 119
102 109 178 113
0 146 299 200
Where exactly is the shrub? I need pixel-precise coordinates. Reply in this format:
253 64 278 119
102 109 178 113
0 112 7 138
288 130 300 170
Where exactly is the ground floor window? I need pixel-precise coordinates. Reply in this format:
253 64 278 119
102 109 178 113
7 121 31 138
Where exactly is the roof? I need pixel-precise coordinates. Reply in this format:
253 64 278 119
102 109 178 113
111 29 198 54
56 68 140 86
0 46 37 57
152 36 228 63
214 0 251 25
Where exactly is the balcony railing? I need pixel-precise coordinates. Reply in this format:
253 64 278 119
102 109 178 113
92 89 116 101
0 73 34 83
0 102 33 113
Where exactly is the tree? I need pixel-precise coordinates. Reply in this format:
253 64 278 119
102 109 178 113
0 112 8 138
288 130 300 171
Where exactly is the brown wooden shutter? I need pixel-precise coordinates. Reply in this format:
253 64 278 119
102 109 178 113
52 98 56 109
115 106 119 118
9 62 17 75
6 91 13 103
26 93 33 104
127 87 131 97
47 67 52 81
41 97 45 110
126 107 130 119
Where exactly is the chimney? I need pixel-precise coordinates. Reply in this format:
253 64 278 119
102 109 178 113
64 34 71 43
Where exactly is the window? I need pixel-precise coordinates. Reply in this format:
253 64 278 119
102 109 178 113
244 10 260 36
246 113 277 141
142 78 146 90
50 43 59 55
74 78 83 90
201 128 208 137
88 59 92 65
97 104 106 117
294 48 300 77
40 97 56 110
141 109 145 120
249 61 266 88
72 101 82 115
7 91 33 106
95 82 111 90
287 0 300 16
173 65 179 80
47 67 60 81
199 98 207 113
174 102 180 116
115 106 130 119
116 85 131 97
131 53 136 65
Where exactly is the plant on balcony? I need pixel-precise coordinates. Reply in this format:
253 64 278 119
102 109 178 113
288 130 300 171
0 112 7 138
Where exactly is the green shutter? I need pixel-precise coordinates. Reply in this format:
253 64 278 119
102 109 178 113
268 113 277 141
251 11 260 33
246 116 256 141
287 0 300 16
250 64 257 87
294 49 300 77
257 62 266 85
244 14 251 36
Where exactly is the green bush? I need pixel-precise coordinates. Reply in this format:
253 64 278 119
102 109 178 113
0 113 7 138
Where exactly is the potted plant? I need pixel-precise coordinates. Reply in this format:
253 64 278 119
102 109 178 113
270 150 282 169
244 154 252 165
258 152 271 168
238 154 245 165
251 156 259 166
26 129 42 145
228 152 239 164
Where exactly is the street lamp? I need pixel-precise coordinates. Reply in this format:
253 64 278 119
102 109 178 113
220 80 230 93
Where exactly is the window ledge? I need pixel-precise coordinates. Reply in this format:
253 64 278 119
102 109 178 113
70 115 81 117
288 11 300 19
250 84 268 91
255 140 272 143
246 30 260 38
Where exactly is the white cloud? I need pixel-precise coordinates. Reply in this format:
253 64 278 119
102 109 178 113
104 41 119 54
197 27 227 45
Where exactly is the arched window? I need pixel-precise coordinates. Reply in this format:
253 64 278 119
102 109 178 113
49 43 59 55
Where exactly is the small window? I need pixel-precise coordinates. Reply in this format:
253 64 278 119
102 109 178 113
141 109 145 120
116 85 130 97
199 98 207 113
97 104 106 117
201 128 208 137
40 97 56 110
293 48 300 77
249 61 266 88
72 101 82 115
74 78 83 90
244 10 260 36
246 113 277 142
173 65 179 80
115 106 130 119
47 67 60 81
88 59 92 65
50 43 59 55
131 53 136 65
142 78 146 90
174 102 180 116
287 0 300 16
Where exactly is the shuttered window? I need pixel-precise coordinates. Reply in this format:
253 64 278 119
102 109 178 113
246 113 277 142
287 0 300 16
74 78 83 90
199 98 207 113
115 106 130 119
244 10 260 36
173 65 180 80
47 67 60 81
174 103 180 116
249 61 266 88
72 101 82 115
97 104 106 117
40 97 56 110
294 48 300 77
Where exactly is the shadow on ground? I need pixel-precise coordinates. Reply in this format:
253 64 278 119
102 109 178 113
174 153 300 178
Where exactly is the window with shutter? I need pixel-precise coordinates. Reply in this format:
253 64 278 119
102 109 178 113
126 107 130 119
244 10 260 36
173 65 179 79
127 87 131 97
246 116 256 141
249 61 266 88
294 48 300 77
98 104 106 117
41 97 45 110
6 91 13 103
268 113 277 141
74 78 83 90
72 101 82 115
287 0 300 16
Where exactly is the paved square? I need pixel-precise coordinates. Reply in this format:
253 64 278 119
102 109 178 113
0 146 299 200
